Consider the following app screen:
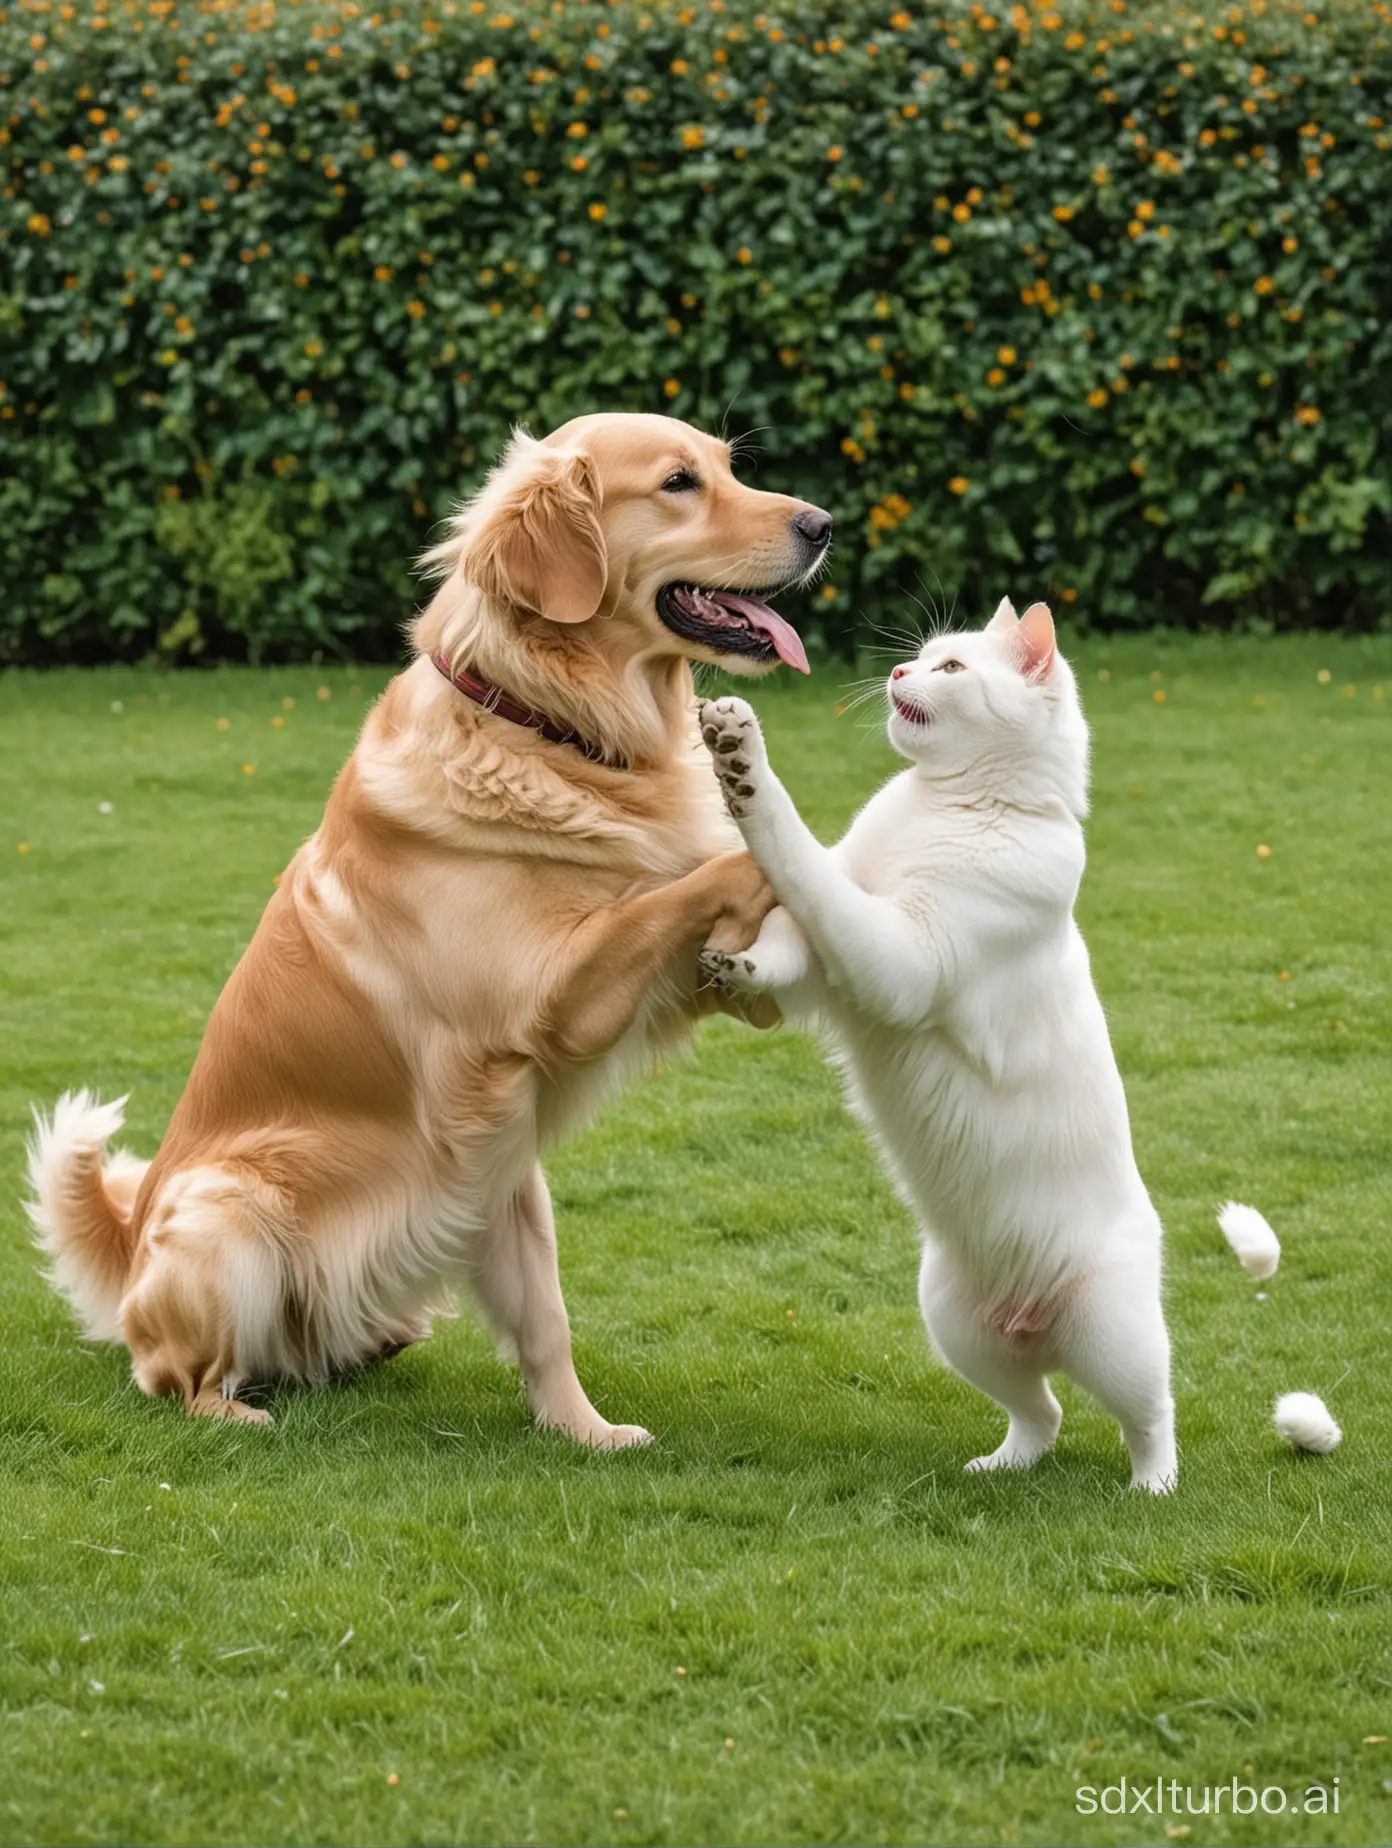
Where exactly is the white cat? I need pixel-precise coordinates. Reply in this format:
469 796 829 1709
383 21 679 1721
698 598 1177 1492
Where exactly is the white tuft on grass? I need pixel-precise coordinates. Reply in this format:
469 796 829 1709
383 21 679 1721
1273 1392 1342 1454
1218 1201 1281 1278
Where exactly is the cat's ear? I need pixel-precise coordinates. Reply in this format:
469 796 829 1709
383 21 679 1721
986 596 1018 635
1016 601 1056 679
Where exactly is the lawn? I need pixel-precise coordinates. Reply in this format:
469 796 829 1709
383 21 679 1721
2 633 1390 1848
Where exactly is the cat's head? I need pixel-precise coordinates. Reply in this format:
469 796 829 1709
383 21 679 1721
884 598 1089 813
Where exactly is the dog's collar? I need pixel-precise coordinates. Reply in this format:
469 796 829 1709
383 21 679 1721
430 651 610 764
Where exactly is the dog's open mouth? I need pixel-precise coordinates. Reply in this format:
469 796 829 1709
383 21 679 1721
657 584 809 674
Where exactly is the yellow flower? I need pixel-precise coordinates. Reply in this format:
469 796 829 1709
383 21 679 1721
1129 458 1146 478
374 264 392 282
681 125 704 149
826 146 843 162
567 121 588 138
949 475 969 496
952 202 971 223
1254 275 1274 295
987 367 1005 387
1087 388 1109 409
27 213 51 236
1052 204 1075 222
304 340 322 357
736 246 751 264
1294 404 1321 426
931 235 951 255
406 300 425 318
588 201 607 220
663 378 680 398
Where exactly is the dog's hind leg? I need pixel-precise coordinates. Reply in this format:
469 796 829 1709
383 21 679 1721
120 1167 285 1425
471 1165 652 1450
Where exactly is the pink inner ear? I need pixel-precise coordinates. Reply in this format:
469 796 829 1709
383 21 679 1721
1016 601 1055 678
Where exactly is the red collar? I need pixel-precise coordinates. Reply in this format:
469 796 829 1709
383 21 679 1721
430 651 611 764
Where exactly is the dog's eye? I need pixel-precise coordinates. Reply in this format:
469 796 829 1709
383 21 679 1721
935 659 966 674
661 469 700 494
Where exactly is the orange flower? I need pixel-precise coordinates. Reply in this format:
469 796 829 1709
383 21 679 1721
681 125 704 149
588 202 607 220
663 378 680 398
949 475 969 495
406 300 425 318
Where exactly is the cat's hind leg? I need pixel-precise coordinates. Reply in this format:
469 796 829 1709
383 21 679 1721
919 1247 1063 1474
1059 1257 1176 1494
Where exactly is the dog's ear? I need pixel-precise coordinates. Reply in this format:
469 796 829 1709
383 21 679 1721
986 596 1018 634
461 438 607 625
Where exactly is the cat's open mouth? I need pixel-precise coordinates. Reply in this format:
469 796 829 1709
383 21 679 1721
657 584 809 674
891 690 932 726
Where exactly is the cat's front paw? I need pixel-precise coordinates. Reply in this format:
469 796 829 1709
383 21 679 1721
698 946 767 995
698 697 768 820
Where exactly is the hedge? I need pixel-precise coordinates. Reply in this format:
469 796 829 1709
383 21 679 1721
2 0 1390 663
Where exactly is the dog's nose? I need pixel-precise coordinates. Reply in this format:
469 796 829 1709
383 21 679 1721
891 664 912 681
791 507 833 549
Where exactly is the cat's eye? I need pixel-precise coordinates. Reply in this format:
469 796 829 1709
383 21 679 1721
662 468 700 494
935 659 966 674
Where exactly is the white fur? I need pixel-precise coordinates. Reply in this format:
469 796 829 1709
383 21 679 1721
26 1090 138 1341
698 597 1177 1492
1217 1201 1281 1279
1273 1391 1341 1454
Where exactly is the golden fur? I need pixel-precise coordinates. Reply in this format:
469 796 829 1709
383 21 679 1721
27 413 829 1446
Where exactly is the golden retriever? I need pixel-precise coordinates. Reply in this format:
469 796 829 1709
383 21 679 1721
26 413 831 1447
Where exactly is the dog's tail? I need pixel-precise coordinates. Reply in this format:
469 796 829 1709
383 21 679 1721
25 1091 148 1341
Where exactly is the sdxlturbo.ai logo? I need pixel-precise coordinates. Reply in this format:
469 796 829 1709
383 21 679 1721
1075 1777 1340 1817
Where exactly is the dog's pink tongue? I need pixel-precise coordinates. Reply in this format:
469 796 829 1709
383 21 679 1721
710 592 810 674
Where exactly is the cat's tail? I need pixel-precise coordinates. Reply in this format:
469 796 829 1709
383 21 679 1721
25 1091 148 1341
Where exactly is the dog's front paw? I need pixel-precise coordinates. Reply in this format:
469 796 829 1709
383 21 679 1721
698 697 768 820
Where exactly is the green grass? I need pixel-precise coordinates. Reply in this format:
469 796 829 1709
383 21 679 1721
2 635 1391 1848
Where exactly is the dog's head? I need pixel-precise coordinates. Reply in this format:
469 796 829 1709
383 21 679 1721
419 415 831 713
